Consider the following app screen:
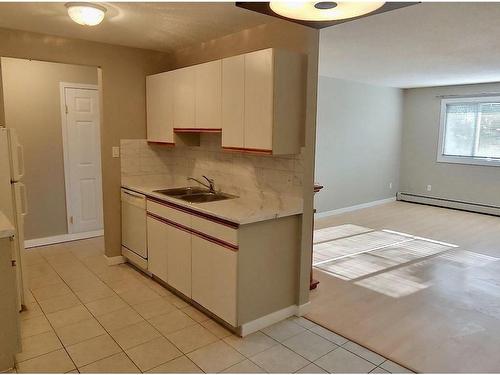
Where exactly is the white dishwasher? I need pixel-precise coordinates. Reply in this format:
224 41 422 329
121 188 147 271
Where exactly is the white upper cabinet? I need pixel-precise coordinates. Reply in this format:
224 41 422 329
195 60 222 129
243 49 274 152
173 66 196 129
221 55 245 149
146 71 174 144
147 48 306 154
222 48 306 155
172 62 221 130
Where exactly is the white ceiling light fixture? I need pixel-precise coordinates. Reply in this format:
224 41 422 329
66 2 107 26
269 1 385 21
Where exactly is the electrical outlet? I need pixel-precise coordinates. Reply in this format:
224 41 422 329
112 146 120 158
389 182 393 190
427 184 432 192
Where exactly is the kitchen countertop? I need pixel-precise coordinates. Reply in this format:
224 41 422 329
0 211 15 239
122 184 303 225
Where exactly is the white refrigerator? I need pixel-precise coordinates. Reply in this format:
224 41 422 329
0 127 27 309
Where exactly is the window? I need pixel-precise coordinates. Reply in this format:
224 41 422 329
438 96 500 166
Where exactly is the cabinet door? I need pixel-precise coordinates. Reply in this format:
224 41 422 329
146 72 174 143
222 55 245 148
147 216 168 282
191 235 237 326
173 66 196 129
166 224 192 297
244 49 273 151
0 237 20 368
196 60 222 129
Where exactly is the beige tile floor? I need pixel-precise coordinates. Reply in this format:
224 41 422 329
14 236 411 374
309 202 500 373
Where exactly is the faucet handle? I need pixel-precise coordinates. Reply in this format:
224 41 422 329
202 175 215 192
202 175 214 183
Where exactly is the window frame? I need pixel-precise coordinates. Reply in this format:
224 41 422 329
437 96 500 167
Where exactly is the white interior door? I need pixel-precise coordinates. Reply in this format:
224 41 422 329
62 85 103 234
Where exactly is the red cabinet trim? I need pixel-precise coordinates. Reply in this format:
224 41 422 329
174 128 222 133
222 146 273 155
147 141 175 146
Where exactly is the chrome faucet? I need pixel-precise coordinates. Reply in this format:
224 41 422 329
187 175 216 193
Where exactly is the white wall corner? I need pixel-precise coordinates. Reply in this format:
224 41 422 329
296 301 311 316
104 254 126 266
240 304 306 337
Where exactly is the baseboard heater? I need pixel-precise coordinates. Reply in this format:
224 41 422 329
397 192 500 217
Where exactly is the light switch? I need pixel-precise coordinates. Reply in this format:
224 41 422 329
112 146 120 158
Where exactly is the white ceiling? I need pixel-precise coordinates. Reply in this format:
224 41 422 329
320 2 500 88
0 2 272 52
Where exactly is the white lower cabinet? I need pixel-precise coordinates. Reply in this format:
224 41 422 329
145 198 302 333
146 199 237 326
147 216 168 282
147 216 192 298
0 237 20 371
166 224 192 298
144 198 302 334
191 235 237 326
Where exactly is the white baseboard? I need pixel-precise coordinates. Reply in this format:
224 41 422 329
25 230 104 249
240 303 311 337
296 301 311 316
104 254 126 266
397 192 500 216
315 197 397 219
122 246 148 271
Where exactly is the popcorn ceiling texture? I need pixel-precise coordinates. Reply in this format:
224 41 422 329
120 134 304 199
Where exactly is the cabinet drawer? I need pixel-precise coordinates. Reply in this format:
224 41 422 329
121 189 146 208
191 215 238 247
147 200 191 228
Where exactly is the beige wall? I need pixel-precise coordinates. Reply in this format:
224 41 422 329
171 20 319 305
1 58 98 239
0 27 171 255
401 82 500 207
315 76 403 212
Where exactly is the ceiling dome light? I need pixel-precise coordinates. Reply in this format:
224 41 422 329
269 1 385 21
66 2 106 26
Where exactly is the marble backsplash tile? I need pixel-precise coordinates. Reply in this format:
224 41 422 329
120 134 304 199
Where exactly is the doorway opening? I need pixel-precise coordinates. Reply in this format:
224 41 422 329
1 57 103 247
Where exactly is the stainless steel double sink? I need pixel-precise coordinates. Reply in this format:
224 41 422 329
153 186 237 203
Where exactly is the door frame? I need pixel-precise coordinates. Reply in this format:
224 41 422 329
59 82 102 234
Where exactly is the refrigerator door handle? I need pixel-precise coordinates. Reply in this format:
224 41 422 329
19 183 28 216
16 143 25 180
7 128 25 181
